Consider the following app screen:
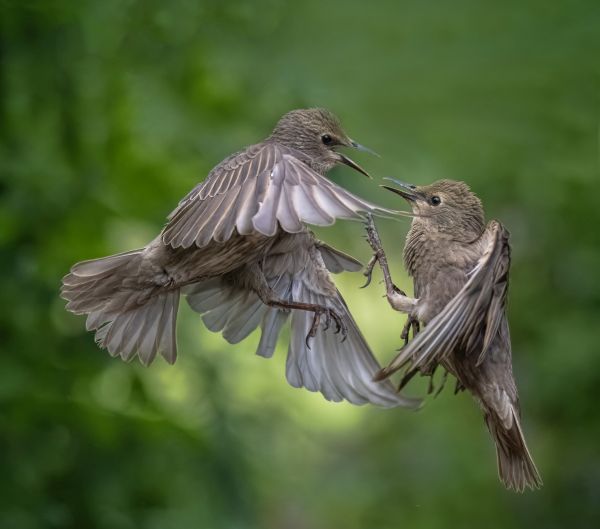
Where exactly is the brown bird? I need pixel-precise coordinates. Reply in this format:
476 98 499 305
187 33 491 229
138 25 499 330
363 179 542 491
61 108 419 408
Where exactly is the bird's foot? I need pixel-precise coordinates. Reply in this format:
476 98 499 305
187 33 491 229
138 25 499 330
361 253 379 288
400 316 420 345
305 307 348 348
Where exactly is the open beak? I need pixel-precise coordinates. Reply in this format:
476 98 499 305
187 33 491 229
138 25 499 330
337 152 372 179
335 138 379 178
380 177 421 202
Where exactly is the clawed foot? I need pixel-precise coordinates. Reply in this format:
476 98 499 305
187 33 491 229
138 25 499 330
305 307 348 348
361 253 379 288
400 315 420 345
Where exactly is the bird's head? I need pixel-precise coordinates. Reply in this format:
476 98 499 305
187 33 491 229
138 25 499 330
269 108 376 176
382 179 485 238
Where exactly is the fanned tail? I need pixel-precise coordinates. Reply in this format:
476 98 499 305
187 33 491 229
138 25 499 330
61 250 180 365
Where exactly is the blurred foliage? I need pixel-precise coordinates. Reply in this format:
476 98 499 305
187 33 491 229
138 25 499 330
1 1 599 528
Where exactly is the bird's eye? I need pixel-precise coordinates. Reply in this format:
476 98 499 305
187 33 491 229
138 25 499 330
430 196 441 206
321 134 333 145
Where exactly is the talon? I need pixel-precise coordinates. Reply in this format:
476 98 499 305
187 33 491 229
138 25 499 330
326 309 346 341
305 335 312 349
323 309 331 332
401 316 419 344
305 311 322 348
361 254 378 289
331 310 340 334
410 318 420 339
400 321 410 345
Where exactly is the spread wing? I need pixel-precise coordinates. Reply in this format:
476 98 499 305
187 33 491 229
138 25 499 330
377 221 511 382
185 239 419 408
162 142 393 248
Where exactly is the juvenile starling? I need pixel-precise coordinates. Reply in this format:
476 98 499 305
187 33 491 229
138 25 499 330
364 179 542 491
61 108 418 408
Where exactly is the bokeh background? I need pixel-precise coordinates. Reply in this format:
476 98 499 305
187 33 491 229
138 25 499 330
1 1 599 528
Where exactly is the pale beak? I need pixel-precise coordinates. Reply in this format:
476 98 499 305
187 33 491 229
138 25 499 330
381 177 422 202
349 139 380 158
337 152 372 179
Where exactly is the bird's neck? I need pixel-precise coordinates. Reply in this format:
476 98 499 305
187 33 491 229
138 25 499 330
403 223 437 278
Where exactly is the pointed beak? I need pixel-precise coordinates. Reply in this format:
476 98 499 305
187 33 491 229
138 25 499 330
349 139 380 158
337 152 372 179
380 177 421 202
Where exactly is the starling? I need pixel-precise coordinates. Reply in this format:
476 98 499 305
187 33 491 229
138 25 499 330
364 179 542 491
61 108 418 408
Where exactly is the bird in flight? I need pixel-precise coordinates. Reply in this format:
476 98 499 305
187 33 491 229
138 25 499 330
364 179 542 491
61 108 418 408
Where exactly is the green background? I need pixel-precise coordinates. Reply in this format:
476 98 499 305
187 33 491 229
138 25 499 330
1 1 599 528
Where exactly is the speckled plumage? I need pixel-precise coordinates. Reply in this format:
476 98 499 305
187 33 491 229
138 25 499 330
366 179 542 491
61 108 414 408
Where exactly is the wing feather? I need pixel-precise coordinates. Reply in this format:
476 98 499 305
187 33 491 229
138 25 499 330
163 142 397 249
378 221 511 380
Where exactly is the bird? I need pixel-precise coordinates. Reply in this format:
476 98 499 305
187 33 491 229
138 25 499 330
363 179 542 491
61 108 419 408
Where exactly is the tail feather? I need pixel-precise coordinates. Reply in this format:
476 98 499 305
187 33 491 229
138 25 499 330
486 408 542 492
89 291 179 365
62 250 180 365
256 309 289 359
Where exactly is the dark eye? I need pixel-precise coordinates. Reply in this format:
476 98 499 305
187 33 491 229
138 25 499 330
321 134 332 145
430 196 441 206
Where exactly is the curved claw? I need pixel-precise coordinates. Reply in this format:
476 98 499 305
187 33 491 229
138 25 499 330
361 254 378 289
400 315 420 345
331 310 348 342
322 309 331 332
304 308 348 347
332 311 342 334
305 311 322 349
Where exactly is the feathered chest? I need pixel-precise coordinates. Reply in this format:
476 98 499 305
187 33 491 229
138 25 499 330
403 223 479 301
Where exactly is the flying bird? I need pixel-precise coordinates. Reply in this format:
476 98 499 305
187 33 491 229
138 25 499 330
364 179 542 491
61 108 418 408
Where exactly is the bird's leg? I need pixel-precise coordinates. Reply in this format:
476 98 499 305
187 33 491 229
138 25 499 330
249 264 347 347
363 214 418 314
363 214 403 295
266 298 347 347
